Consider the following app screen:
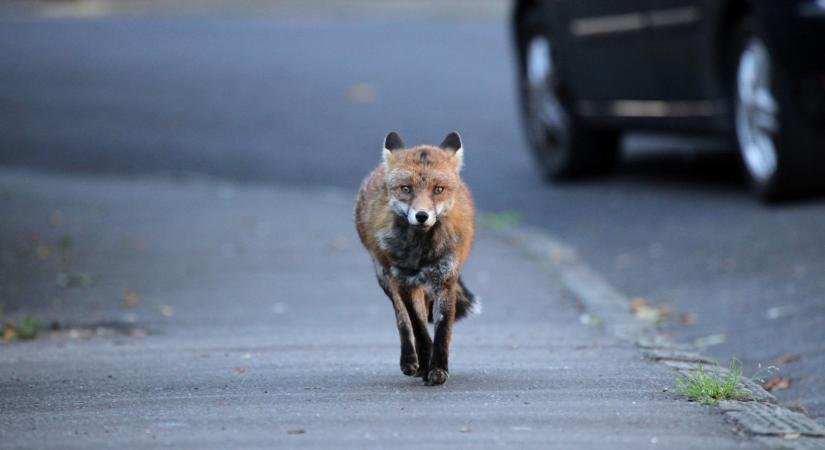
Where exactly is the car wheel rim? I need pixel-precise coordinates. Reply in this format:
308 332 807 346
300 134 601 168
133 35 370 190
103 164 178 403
524 35 569 164
735 38 779 183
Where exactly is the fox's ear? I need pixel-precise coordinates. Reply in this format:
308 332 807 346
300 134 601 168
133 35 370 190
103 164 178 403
440 131 464 170
382 131 405 165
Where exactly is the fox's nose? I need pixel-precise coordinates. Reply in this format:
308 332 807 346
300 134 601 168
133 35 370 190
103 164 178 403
415 211 429 224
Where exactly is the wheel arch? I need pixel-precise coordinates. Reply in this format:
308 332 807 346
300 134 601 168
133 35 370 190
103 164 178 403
512 0 549 60
711 0 754 97
512 0 541 26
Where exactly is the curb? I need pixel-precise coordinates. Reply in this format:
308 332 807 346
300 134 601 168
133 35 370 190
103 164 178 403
493 224 825 449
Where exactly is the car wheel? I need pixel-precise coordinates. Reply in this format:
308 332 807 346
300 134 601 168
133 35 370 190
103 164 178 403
731 19 825 200
516 6 619 180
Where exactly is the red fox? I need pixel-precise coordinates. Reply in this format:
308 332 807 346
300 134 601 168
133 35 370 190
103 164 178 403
355 131 478 386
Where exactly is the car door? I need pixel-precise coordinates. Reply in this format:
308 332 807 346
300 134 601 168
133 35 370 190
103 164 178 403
638 0 718 111
558 0 657 107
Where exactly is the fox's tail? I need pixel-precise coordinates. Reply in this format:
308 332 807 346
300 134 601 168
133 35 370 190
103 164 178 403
455 277 481 320
426 277 481 322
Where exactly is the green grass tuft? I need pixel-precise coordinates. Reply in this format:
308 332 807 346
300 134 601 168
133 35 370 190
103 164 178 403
674 359 751 405
17 316 43 340
478 210 523 231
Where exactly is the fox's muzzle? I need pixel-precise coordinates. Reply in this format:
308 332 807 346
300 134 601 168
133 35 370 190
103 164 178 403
391 196 437 228
407 208 436 227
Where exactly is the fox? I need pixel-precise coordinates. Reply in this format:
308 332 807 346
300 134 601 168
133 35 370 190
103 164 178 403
354 131 478 386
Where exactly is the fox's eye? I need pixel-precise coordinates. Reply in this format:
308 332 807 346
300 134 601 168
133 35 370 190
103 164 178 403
434 186 445 194
400 185 412 194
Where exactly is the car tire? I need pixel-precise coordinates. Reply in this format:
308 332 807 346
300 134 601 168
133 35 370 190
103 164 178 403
730 18 825 201
515 4 619 181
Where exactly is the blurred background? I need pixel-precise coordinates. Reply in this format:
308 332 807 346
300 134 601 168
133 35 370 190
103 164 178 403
1 0 823 425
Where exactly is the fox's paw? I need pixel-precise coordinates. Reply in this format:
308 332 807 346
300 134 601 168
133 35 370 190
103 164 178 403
400 362 419 377
425 368 449 386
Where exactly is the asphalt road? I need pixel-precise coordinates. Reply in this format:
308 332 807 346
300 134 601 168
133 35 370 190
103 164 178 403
1 15 823 423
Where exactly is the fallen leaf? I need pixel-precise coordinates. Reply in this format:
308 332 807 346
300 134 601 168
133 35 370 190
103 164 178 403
3 323 16 342
159 305 174 317
678 312 697 325
123 288 140 307
287 428 305 435
35 244 52 260
129 328 147 338
763 377 793 392
785 403 810 415
775 354 801 365
629 298 671 322
347 83 376 104
459 426 471 433
236 366 249 374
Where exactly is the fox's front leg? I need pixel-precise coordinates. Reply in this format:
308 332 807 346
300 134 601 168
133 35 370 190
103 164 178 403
379 275 418 376
406 287 432 379
427 279 457 386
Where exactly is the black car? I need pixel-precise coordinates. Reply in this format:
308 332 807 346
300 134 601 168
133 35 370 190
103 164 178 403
512 0 825 200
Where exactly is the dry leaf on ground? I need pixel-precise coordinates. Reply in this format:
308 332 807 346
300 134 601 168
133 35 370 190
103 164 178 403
678 312 697 325
129 328 147 338
236 366 249 374
763 377 793 392
124 288 140 307
785 403 810 415
159 305 174 317
35 244 52 260
347 83 376 104
3 323 16 342
629 297 671 322
775 354 801 365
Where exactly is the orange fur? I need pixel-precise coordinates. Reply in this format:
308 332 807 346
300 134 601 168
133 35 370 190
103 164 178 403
354 132 476 385
355 144 474 269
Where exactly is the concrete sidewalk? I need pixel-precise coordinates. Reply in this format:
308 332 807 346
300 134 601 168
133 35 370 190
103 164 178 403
0 170 751 449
